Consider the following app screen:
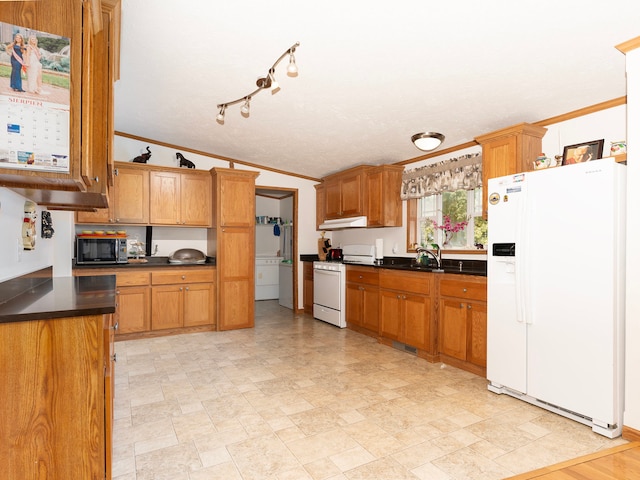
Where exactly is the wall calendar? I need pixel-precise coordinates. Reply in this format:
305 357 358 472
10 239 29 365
1 22 71 173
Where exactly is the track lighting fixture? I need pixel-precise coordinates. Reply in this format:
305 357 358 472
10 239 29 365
411 132 445 151
216 42 300 123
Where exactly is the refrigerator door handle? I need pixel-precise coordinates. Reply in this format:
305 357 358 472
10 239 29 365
515 183 530 324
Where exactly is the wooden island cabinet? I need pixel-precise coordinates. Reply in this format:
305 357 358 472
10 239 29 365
0 273 116 480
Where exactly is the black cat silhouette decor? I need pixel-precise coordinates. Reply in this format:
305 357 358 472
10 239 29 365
132 146 152 163
176 152 195 169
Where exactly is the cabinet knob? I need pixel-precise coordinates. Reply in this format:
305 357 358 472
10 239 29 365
463 288 467 292
179 287 183 291
460 303 464 308
112 353 117 362
359 275 363 279
359 286 364 291
397 295 401 299
185 287 189 291
115 218 120 222
112 322 119 331
468 304 472 309
94 176 99 183
181 275 186 280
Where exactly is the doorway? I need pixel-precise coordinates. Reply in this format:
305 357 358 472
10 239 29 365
255 187 298 311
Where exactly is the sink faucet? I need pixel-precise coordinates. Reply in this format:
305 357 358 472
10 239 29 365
414 244 443 272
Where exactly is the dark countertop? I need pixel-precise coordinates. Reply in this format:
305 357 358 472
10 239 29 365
0 273 116 324
301 254 487 276
73 256 216 270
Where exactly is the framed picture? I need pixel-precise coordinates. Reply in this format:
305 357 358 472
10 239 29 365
562 139 604 166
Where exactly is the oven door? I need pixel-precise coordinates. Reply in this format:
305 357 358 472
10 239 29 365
313 268 342 311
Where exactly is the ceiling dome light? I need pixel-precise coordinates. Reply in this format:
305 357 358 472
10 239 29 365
411 132 445 151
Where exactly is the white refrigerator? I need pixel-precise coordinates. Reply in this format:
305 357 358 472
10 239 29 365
486 158 625 438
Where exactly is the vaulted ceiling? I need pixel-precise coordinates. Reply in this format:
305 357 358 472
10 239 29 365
114 1 640 179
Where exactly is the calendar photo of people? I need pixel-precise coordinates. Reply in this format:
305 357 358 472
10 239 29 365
0 22 70 173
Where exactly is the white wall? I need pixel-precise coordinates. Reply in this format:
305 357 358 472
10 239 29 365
623 46 640 433
0 188 54 281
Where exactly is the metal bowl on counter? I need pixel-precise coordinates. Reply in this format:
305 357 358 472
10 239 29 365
168 248 207 264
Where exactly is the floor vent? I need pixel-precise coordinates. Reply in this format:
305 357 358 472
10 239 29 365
392 341 417 355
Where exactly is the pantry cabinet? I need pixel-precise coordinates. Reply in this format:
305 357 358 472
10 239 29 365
1 0 121 210
438 275 487 376
379 269 436 358
346 265 379 337
475 122 547 218
209 168 259 331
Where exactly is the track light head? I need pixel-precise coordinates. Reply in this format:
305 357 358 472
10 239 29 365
287 52 298 76
240 97 251 117
216 105 226 124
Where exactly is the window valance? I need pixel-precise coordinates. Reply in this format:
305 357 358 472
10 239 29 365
401 153 482 200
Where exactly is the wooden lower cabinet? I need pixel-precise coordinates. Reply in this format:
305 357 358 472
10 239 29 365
438 275 487 376
303 262 314 314
75 266 215 338
0 314 113 479
379 270 436 358
346 265 379 336
151 269 215 331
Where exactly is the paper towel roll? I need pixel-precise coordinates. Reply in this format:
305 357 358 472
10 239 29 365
375 238 384 259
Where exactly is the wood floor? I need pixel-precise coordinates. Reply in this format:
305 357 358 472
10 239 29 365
507 442 640 479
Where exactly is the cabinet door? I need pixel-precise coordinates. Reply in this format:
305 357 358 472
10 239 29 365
181 174 212 226
379 289 402 341
361 285 380 333
218 227 254 330
324 179 342 219
439 298 468 361
116 285 150 334
315 184 325 229
467 301 487 367
183 283 214 327
401 294 430 351
114 167 149 223
303 262 314 314
151 285 183 330
149 171 180 224
339 174 363 217
76 187 114 224
219 174 256 226
346 283 364 327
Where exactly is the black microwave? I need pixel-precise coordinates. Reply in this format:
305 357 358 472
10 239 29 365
76 237 128 264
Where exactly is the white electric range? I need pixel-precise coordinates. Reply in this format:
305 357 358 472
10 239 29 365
313 244 376 328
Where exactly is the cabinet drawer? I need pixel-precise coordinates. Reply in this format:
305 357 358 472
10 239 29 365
439 278 486 301
380 270 430 295
116 271 151 287
346 266 379 286
152 269 215 285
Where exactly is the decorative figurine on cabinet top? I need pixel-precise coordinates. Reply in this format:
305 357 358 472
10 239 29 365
132 146 152 163
176 152 195 169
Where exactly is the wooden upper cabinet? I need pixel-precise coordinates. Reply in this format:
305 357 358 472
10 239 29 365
149 170 211 226
323 166 368 219
113 165 149 224
0 0 121 210
149 171 180 224
366 165 403 227
475 122 547 218
180 173 211 226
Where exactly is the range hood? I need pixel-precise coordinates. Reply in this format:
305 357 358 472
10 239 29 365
319 216 368 230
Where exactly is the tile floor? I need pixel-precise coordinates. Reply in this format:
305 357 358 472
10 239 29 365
112 301 626 480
